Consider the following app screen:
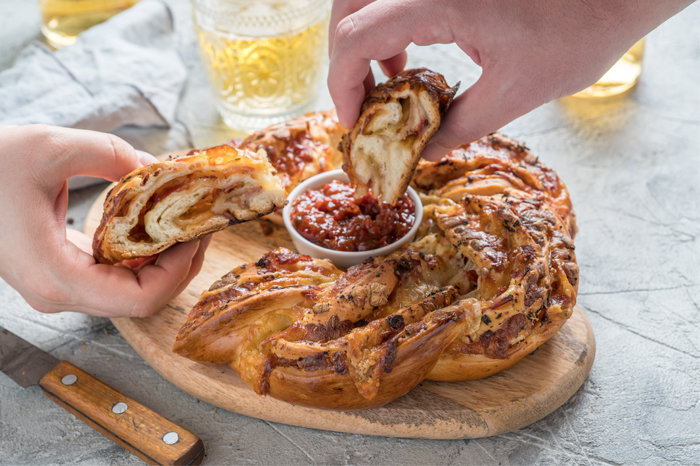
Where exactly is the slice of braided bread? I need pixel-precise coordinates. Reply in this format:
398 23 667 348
93 145 286 264
340 68 458 204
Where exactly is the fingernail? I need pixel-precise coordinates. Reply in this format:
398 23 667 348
422 141 450 162
136 150 158 166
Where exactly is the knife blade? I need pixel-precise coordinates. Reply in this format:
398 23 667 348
0 326 60 388
0 327 204 466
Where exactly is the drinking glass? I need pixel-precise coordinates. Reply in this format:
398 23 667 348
572 38 646 99
39 0 140 49
191 0 331 130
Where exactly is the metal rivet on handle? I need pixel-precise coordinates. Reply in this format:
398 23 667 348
162 432 179 445
61 374 77 386
112 402 128 414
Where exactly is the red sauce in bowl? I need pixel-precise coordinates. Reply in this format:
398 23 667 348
290 180 415 252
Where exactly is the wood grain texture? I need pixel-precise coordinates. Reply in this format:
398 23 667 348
39 362 204 465
84 177 595 439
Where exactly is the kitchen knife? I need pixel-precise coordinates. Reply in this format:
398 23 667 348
0 326 204 465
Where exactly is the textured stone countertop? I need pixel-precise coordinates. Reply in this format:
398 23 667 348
1 1 699 465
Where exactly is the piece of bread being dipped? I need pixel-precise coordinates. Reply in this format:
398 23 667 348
340 68 458 204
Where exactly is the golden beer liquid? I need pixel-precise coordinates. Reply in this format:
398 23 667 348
39 0 139 48
573 38 646 99
194 13 328 130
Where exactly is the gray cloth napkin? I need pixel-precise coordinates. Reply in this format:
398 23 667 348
0 0 188 188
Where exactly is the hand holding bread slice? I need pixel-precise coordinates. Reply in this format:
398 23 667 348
340 68 458 204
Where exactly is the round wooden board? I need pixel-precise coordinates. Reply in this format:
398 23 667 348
84 177 595 439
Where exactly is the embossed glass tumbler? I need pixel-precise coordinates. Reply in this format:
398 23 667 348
191 0 330 130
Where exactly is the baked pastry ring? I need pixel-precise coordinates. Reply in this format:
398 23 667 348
340 68 458 204
173 133 579 410
93 145 286 264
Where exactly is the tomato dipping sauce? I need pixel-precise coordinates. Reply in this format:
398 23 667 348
290 180 415 252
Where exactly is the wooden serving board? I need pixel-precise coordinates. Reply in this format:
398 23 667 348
84 179 595 439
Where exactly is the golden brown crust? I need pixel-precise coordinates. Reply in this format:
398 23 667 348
427 312 568 381
262 305 468 410
235 109 344 193
93 145 286 264
173 130 579 410
172 249 342 365
340 68 458 204
412 132 577 238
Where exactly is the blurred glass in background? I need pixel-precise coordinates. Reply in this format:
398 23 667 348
572 38 646 99
191 0 330 131
40 0 139 48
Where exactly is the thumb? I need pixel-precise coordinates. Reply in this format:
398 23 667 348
422 71 535 161
36 126 142 183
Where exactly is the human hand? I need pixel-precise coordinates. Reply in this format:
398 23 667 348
0 125 211 317
328 0 693 160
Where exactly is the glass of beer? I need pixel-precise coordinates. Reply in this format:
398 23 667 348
39 0 140 49
572 38 646 99
191 0 331 131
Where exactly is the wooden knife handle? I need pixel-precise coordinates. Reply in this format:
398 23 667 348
39 361 204 465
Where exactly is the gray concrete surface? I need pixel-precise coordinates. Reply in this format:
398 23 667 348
1 1 699 465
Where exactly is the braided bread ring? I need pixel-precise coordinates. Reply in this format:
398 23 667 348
173 132 578 410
